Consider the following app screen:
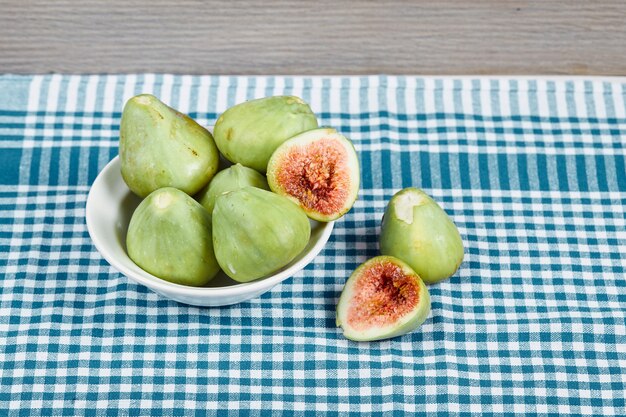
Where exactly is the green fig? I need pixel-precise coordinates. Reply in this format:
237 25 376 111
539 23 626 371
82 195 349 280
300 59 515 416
196 163 269 214
336 256 430 341
267 128 360 222
120 94 220 197
380 188 464 284
212 187 311 282
126 187 220 286
213 96 318 173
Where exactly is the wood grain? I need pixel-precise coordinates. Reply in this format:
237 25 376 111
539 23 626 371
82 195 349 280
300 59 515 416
1 0 625 75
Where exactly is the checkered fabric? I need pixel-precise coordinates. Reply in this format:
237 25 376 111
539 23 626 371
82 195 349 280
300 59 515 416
0 74 625 416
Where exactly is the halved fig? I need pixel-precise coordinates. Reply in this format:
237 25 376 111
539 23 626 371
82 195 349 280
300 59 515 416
267 128 360 222
336 256 430 341
380 188 464 284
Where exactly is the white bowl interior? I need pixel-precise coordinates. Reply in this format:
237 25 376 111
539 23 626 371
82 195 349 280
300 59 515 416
86 156 334 306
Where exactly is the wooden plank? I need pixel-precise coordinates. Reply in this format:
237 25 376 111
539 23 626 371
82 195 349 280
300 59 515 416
1 0 625 75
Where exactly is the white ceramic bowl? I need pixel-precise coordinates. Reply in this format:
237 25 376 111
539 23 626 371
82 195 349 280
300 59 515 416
86 156 334 306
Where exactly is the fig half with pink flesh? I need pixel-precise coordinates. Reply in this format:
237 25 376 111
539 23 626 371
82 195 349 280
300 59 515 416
267 128 360 222
336 256 430 341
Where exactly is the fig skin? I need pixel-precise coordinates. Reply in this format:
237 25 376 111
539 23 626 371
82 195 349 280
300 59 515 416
380 188 464 284
212 187 311 282
126 187 220 287
213 96 318 173
196 163 269 214
266 128 360 222
120 94 220 198
336 256 430 342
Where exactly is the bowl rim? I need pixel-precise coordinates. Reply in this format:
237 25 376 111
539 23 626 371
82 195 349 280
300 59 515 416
85 156 334 298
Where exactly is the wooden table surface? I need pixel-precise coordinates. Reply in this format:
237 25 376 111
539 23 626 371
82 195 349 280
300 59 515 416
1 0 625 75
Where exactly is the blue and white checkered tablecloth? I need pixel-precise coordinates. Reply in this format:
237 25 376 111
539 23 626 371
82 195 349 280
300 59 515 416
0 74 625 416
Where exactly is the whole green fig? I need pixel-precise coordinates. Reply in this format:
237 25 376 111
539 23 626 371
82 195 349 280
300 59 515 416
212 187 311 282
213 96 318 173
196 163 269 214
380 188 464 284
126 187 220 286
120 94 220 197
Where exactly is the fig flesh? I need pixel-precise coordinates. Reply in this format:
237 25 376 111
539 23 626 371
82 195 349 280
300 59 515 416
126 187 220 287
213 96 318 173
212 187 311 282
196 163 269 214
120 94 220 197
267 128 360 222
336 256 430 341
380 188 464 284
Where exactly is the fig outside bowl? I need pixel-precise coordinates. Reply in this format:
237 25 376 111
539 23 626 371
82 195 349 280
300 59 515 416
85 156 334 307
